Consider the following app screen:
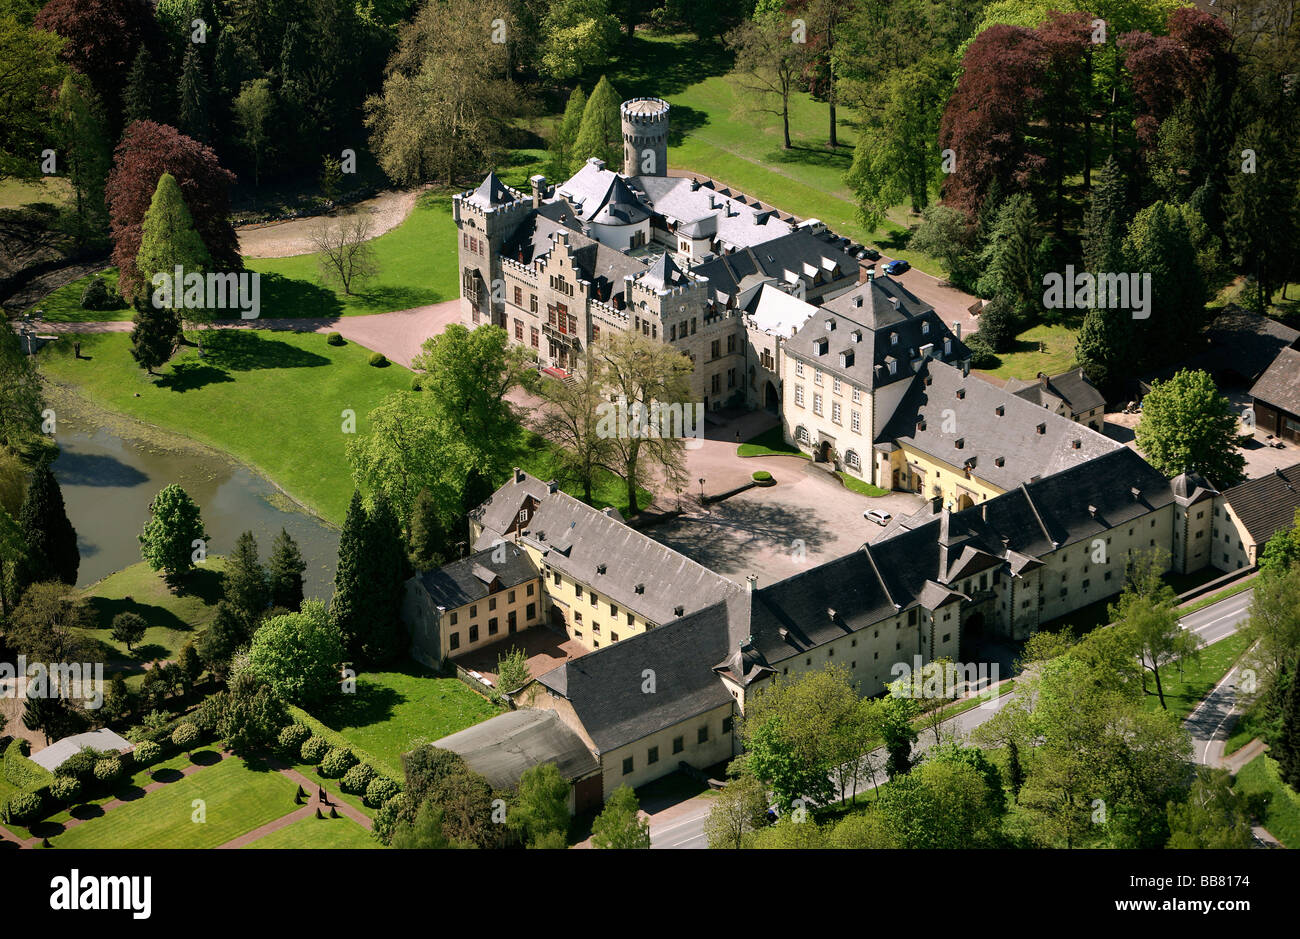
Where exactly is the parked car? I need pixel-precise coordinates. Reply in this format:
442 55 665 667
862 247 881 261
864 508 892 526
884 259 910 275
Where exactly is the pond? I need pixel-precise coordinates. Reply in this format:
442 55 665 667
51 411 340 600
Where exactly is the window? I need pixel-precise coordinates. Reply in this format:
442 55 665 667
526 583 535 596
697 725 709 744
469 625 479 642
592 622 599 633
611 632 619 642
796 425 810 444
552 571 561 586
727 334 736 353
851 410 861 434
488 617 498 635
728 368 736 389
513 286 522 306
648 746 659 764
711 339 721 360
831 401 841 424
574 611 582 623
795 360 804 377
610 603 619 617
626 612 634 626
622 757 634 776
672 736 684 754
942 633 950 643
514 319 523 341
575 584 583 599
488 597 497 611
813 393 823 416
691 317 697 334
852 387 862 404
450 632 460 650
470 604 477 618
530 327 539 349
508 590 515 603
449 611 458 626
845 450 861 471
712 373 721 393
530 293 538 313
832 378 841 395
795 385 805 407
814 369 823 386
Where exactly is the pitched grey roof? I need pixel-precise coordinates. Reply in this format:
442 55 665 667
465 171 518 209
472 473 739 626
30 729 133 771
589 175 651 225
689 229 859 305
877 360 1122 490
503 204 647 304
1006 368 1106 415
1220 462 1300 547
632 175 794 250
1250 347 1300 417
430 709 599 786
415 542 538 610
636 252 690 291
785 278 969 391
1201 308 1300 382
534 599 738 752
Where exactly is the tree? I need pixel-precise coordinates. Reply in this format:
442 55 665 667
348 394 447 536
110 611 147 652
1134 369 1246 488
1082 156 1130 275
508 762 570 847
196 600 246 679
1166 767 1254 849
726 10 809 150
1110 555 1199 710
16 459 80 590
0 506 27 617
34 0 156 125
330 491 369 661
364 0 518 186
134 170 215 348
391 799 454 848
54 74 112 249
977 192 1043 314
1277 653 1300 790
590 330 692 514
495 646 531 694
873 692 919 780
138 483 209 588
359 491 410 664
552 85 587 178
176 43 210 142
536 352 614 505
590 785 650 848
875 756 1001 848
1122 201 1207 359
972 295 1019 353
121 45 170 126
1075 305 1134 394
105 120 239 302
0 9 65 180
247 599 344 706
310 210 379 295
23 694 71 746
909 204 979 289
130 303 181 374
571 75 622 169
7 581 92 664
0 321 44 452
704 773 768 849
233 78 274 186
408 488 452 570
1224 118 1300 314
267 528 306 611
215 668 288 754
540 0 620 81
223 531 268 621
744 815 825 848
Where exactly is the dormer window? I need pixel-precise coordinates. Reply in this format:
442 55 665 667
890 332 898 345
888 360 897 375
921 321 930 335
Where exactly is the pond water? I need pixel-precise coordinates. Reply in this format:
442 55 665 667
51 412 340 599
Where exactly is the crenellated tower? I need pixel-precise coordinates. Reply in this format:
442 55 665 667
621 98 670 178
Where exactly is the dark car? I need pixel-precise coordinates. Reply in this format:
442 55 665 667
862 247 881 261
884 258 910 275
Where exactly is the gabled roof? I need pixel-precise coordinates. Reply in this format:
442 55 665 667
690 229 858 305
1200 308 1300 382
30 729 133 771
589 175 651 225
1006 368 1106 415
501 204 647 304
430 709 599 786
637 252 690 292
1250 347 1300 417
1220 462 1300 547
414 542 538 610
534 599 739 752
465 171 517 209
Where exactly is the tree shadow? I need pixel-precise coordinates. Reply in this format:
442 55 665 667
155 361 234 393
604 34 733 100
189 749 221 766
315 679 404 732
150 767 183 784
351 285 442 311
113 784 147 802
52 451 150 488
664 103 710 145
765 143 853 173
201 330 333 372
69 803 104 821
244 272 344 320
87 596 189 634
648 497 836 578
28 819 66 838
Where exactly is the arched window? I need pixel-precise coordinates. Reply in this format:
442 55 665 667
845 449 861 471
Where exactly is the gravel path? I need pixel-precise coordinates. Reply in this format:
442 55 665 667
237 188 425 259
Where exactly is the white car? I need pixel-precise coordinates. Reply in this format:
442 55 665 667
864 509 892 526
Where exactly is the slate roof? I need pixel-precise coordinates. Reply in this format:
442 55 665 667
1250 347 1300 417
786 277 970 391
689 229 859 306
465 171 519 209
1220 462 1300 547
1200 308 1300 382
534 599 739 752
877 360 1122 490
30 729 133 771
742 283 819 337
636 252 691 292
589 175 651 225
1006 368 1106 416
502 203 648 304
472 472 739 627
430 709 599 786
414 542 538 611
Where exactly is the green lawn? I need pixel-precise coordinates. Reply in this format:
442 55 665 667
974 322 1079 381
25 269 131 323
38 328 414 525
245 191 459 317
302 659 502 779
77 561 224 682
52 753 298 848
1140 631 1252 722
1177 578 1255 616
245 813 379 849
737 425 807 459
836 472 890 497
1234 754 1300 848
0 176 70 209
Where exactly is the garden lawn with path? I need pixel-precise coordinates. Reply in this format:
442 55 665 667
52 752 298 849
1234 754 1300 848
246 814 379 849
1140 631 1252 723
974 322 1080 382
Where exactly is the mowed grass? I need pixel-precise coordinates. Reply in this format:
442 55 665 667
53 754 298 849
975 322 1080 381
0 176 70 209
26 269 131 323
306 659 501 779
1234 754 1300 848
245 192 459 317
1140 630 1252 722
245 814 379 849
37 328 414 525
737 425 807 459
76 561 225 684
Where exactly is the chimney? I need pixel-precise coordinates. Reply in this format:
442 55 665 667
1088 504 1097 517
530 174 547 208
674 605 684 616
546 479 558 493
514 466 524 483
746 573 758 593
854 294 863 308
1038 371 1049 388
995 405 1005 417
952 321 962 340
866 267 876 283
1071 439 1081 449
1036 423 1046 435
931 496 943 514
1130 486 1141 501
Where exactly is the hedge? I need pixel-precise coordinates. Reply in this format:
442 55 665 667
341 762 375 795
319 747 357 779
4 739 54 791
364 775 401 808
300 736 329 764
288 707 390 780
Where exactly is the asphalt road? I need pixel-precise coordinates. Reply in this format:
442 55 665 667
648 587 1255 849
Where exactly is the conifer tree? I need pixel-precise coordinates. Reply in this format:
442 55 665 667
1278 656 1300 791
177 43 210 142
16 458 80 592
223 530 269 621
122 46 172 126
197 600 247 678
54 75 112 250
408 488 448 570
573 75 622 169
555 85 587 177
130 304 181 375
267 528 306 611
135 172 212 302
1075 306 1134 394
331 490 368 661
361 491 410 664
1082 156 1128 275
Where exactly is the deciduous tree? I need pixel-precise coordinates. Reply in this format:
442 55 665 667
1134 369 1246 488
591 785 650 848
138 483 209 588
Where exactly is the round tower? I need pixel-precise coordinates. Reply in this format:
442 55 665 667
621 97 670 178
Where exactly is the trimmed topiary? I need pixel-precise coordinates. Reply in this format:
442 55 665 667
751 470 775 486
80 276 123 311
341 762 375 795
319 747 356 778
171 723 200 751
50 774 82 804
4 790 43 824
300 735 329 764
132 740 163 767
365 775 401 808
93 757 123 784
326 332 345 346
368 352 388 367
278 723 310 754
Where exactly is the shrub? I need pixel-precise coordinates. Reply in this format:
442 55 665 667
341 762 376 795
171 723 200 751
368 352 388 367
132 740 163 767
965 333 999 370
4 790 43 824
278 723 310 754
56 747 112 781
93 757 123 784
50 774 82 804
371 793 406 845
326 332 345 346
410 374 423 391
300 735 329 764
365 775 401 808
751 470 774 485
319 747 357 778
80 276 123 310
